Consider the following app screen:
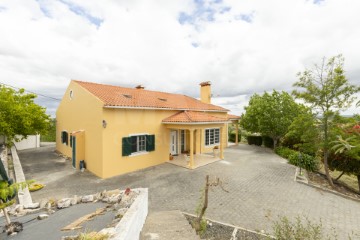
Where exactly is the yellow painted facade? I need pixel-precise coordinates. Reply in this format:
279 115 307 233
57 81 230 179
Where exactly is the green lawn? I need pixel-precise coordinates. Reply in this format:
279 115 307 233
319 164 359 192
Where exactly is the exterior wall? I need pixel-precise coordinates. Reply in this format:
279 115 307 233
56 81 104 177
101 108 179 178
13 135 40 150
57 81 229 179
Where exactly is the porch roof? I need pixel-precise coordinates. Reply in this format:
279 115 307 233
162 111 228 124
227 114 241 120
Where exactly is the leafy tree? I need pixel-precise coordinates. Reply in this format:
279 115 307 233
329 116 360 192
0 85 50 146
241 90 302 148
293 55 360 187
284 107 320 155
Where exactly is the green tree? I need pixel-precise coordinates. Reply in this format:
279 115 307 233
241 90 302 148
329 116 360 192
284 108 320 155
0 85 50 146
293 55 360 187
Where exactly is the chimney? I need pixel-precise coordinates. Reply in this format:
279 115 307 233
135 84 145 89
200 81 211 104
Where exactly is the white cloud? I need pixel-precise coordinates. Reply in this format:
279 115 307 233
0 0 359 117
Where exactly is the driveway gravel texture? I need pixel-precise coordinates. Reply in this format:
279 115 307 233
17 144 360 239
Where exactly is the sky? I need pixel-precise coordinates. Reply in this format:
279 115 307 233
0 0 359 117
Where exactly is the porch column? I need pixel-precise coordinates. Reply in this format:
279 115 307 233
235 121 239 145
220 127 224 160
189 129 195 168
195 129 201 154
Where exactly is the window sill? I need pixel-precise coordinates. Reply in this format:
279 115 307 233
205 144 220 148
129 151 149 157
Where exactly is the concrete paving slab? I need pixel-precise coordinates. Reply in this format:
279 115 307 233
15 144 360 239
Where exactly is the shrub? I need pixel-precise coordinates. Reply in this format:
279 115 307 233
247 136 262 146
272 216 337 240
288 152 319 172
228 132 241 143
262 136 274 148
275 147 298 159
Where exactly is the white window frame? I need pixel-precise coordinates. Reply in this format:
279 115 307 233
137 135 146 152
205 128 220 146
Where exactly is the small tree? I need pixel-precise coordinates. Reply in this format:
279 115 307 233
330 116 360 192
241 90 302 148
285 107 320 155
0 85 50 146
293 55 360 187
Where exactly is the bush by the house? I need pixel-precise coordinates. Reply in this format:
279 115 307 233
276 147 318 172
288 152 319 172
247 136 262 146
228 132 241 143
262 136 274 148
275 147 298 159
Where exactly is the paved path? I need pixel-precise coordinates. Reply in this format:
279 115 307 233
140 211 199 240
18 144 360 239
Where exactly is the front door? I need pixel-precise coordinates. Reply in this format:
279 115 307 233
170 131 178 155
72 136 76 168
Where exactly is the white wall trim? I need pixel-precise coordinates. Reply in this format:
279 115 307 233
104 105 228 112
111 188 148 240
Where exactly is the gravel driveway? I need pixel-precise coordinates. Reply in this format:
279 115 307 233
18 144 360 239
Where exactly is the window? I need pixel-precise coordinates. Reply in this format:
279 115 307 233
122 134 155 156
180 130 186 153
205 128 220 146
61 131 69 145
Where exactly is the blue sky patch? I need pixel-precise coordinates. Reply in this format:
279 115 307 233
178 0 231 25
36 0 52 18
313 0 325 4
58 0 104 27
235 12 254 23
0 6 6 12
191 42 200 48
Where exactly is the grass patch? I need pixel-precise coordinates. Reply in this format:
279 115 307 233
318 164 358 192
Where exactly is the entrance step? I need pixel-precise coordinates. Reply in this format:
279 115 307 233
140 210 200 240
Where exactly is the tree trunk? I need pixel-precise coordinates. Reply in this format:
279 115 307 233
357 175 360 194
273 137 279 149
335 171 345 181
0 200 11 225
323 116 334 188
193 175 209 233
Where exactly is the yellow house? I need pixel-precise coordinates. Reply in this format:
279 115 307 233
56 80 239 178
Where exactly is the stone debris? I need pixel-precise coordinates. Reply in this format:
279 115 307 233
37 214 49 220
98 227 116 237
81 194 94 203
70 196 79 206
57 198 72 209
24 202 40 209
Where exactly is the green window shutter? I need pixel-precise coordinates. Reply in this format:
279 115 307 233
122 137 132 156
146 135 155 152
65 132 69 145
131 136 137 153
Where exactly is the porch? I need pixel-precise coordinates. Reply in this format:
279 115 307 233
167 152 221 169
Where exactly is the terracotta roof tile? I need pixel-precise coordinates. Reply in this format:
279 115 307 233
162 111 228 123
227 114 241 120
74 80 228 112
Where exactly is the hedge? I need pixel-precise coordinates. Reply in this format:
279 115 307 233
275 147 318 172
262 136 274 148
247 136 262 146
229 132 241 143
